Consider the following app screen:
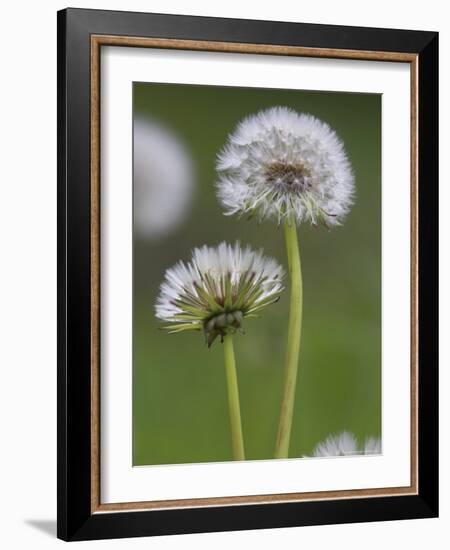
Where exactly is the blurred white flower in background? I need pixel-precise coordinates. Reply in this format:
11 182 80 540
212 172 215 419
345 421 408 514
134 118 194 239
310 431 381 457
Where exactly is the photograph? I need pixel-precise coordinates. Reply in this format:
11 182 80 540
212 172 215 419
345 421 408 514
132 82 382 467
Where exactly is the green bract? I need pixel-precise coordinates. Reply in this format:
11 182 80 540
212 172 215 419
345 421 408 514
155 242 284 346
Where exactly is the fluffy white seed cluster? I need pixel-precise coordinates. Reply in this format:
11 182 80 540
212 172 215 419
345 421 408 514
311 431 381 457
155 242 284 346
216 107 355 227
134 118 194 239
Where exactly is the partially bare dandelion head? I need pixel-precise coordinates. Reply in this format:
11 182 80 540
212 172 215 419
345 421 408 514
155 242 284 347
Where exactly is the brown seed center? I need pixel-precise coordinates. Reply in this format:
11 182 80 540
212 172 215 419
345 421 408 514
265 161 312 191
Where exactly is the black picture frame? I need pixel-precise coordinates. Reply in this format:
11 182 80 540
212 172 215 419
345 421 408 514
57 7 438 541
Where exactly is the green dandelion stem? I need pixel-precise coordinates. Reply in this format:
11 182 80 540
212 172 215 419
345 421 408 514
275 218 303 459
223 334 245 460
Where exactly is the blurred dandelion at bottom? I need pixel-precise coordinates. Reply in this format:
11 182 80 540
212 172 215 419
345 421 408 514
308 431 381 458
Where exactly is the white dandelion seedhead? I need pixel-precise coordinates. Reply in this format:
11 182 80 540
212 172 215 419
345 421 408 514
309 431 382 458
134 118 194 239
216 107 355 228
155 242 285 347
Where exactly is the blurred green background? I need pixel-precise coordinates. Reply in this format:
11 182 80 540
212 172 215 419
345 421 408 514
133 82 381 466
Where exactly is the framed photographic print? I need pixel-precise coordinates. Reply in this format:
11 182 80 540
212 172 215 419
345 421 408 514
57 8 438 541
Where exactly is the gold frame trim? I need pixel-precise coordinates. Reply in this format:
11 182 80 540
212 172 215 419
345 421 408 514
90 35 419 514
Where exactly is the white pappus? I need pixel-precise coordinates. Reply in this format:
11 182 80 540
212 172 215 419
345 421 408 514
155 242 285 347
309 431 382 457
216 107 355 228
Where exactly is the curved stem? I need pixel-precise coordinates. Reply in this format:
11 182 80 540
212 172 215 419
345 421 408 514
223 334 245 460
274 219 303 459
